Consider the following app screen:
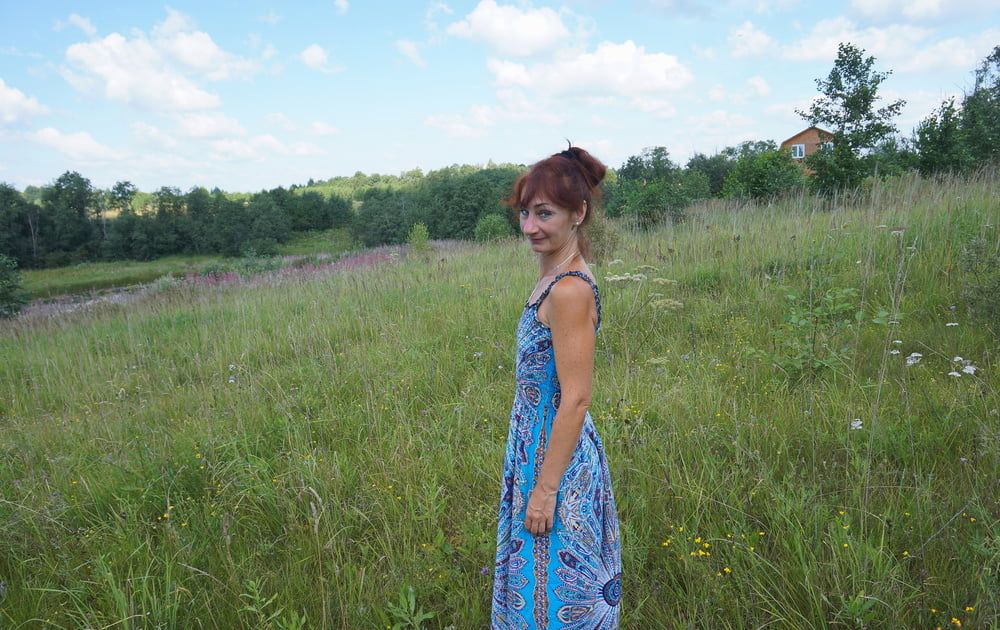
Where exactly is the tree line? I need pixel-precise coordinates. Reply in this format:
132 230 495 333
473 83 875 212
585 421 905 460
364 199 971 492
1 43 998 270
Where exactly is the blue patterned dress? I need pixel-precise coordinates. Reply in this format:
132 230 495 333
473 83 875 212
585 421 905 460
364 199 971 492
492 271 622 629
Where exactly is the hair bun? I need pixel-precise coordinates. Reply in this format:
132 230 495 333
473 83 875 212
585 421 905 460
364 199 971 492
558 145 606 190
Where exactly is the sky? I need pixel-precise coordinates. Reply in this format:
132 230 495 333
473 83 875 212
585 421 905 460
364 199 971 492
1 1 997 192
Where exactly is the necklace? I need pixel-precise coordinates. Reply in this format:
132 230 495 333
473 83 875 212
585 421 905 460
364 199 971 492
546 250 579 277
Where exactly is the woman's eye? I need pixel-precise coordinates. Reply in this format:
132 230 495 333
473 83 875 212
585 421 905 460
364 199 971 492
519 208 528 216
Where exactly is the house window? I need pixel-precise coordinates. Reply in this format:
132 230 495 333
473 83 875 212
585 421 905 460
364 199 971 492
791 143 805 159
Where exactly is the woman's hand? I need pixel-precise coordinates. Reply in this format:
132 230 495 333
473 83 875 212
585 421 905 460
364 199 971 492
524 485 558 535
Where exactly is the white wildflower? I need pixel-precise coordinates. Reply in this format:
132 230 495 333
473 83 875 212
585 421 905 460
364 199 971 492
889 349 900 355
905 352 922 366
961 364 977 375
850 419 863 430
945 322 959 327
948 371 962 377
229 364 236 371
893 340 902 345
228 375 237 383
952 356 963 362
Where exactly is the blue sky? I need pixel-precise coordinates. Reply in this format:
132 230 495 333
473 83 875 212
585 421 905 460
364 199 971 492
1 1 997 191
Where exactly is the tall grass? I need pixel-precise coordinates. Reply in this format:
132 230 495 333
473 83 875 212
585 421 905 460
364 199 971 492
1 172 997 628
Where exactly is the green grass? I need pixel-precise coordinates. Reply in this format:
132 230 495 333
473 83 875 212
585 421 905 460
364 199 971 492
20 228 356 299
1 173 997 628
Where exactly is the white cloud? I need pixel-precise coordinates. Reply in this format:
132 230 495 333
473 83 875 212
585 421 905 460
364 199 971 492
0 79 49 125
175 112 246 138
300 44 342 73
33 127 120 160
692 44 716 59
746 75 770 97
64 33 221 110
210 134 323 161
311 121 341 136
447 0 571 57
152 9 258 81
131 121 178 148
782 17 998 73
266 112 296 131
258 10 282 25
489 40 693 100
425 113 488 138
708 85 726 102
61 9 258 111
850 0 996 21
396 39 426 68
69 14 97 37
334 0 349 14
729 21 775 57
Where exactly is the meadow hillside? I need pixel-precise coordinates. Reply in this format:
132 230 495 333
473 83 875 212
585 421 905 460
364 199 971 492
1 173 997 628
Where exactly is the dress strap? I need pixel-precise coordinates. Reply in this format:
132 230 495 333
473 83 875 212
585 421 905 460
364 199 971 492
530 271 602 330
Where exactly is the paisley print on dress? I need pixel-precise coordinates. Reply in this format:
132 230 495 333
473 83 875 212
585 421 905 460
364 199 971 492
492 271 622 629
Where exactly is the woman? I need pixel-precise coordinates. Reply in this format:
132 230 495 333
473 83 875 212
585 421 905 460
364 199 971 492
491 145 622 629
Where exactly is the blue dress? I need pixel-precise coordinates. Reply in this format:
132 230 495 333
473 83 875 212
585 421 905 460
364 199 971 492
492 271 622 629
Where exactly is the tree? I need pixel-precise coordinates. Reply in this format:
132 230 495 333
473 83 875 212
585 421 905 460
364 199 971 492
0 254 28 318
915 97 973 175
686 152 734 197
960 45 1000 165
721 149 805 200
109 181 137 216
41 171 96 262
798 42 905 191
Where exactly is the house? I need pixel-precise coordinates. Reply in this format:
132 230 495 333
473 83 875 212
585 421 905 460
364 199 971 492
780 126 833 160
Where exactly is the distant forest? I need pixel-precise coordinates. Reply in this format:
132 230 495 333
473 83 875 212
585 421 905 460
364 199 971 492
2 43 998 270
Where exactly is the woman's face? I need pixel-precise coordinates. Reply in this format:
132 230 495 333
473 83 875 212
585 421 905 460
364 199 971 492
519 193 583 255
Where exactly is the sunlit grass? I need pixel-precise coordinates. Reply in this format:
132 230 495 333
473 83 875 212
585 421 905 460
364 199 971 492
1 172 997 628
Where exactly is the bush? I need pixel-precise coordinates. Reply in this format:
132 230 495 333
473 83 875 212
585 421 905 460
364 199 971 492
584 212 620 265
407 222 431 253
0 254 28 318
959 236 1000 334
722 149 806 200
473 214 512 242
241 238 279 257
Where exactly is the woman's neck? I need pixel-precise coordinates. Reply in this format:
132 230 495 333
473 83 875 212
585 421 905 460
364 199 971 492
539 245 580 278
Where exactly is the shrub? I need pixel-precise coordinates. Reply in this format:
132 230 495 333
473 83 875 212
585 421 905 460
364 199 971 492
584 212 620 265
473 214 512 242
959 236 1000 334
0 254 28 318
721 149 806 200
407 222 431 253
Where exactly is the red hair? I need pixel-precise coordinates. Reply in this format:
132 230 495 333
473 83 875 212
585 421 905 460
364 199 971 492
504 145 607 260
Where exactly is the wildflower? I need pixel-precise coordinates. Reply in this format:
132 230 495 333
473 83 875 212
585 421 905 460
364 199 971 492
953 356 963 362
961 364 976 375
945 322 959 327
608 259 624 266
472 352 483 359
851 419 863 430
651 277 678 286
948 371 962 377
893 340 902 345
951 618 961 627
905 352 922 366
902 550 909 557
889 349 900 355
480 566 490 575
228 375 237 384
964 607 974 613
723 566 732 574
229 364 236 371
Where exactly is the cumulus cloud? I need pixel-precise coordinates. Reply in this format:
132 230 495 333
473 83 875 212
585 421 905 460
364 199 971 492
447 0 571 57
58 14 98 37
334 0 349 14
152 9 259 80
850 0 996 21
175 112 246 138
33 127 120 160
489 40 693 100
311 121 341 136
729 21 775 57
746 75 770 97
62 9 258 111
210 135 323 161
300 44 343 73
131 121 178 148
266 112 296 131
396 39 426 68
782 17 998 72
0 79 49 125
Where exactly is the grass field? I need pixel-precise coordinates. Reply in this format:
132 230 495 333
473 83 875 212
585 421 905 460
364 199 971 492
1 173 997 628
20 228 355 299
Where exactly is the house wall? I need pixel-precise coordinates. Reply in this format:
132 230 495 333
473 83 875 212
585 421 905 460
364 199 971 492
780 127 831 160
